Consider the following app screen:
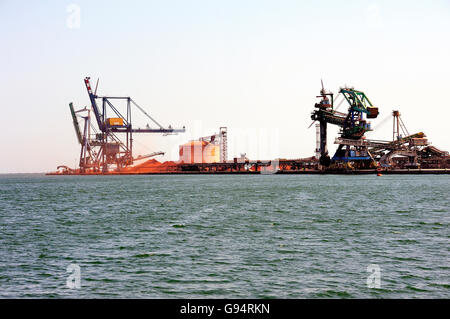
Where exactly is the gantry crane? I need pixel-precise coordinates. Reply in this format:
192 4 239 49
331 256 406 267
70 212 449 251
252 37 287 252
70 77 185 173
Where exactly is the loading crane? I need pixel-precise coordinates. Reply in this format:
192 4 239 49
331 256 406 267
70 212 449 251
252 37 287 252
311 81 379 168
69 77 185 173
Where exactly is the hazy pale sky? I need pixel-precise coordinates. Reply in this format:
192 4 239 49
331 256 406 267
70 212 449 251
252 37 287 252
1 0 449 173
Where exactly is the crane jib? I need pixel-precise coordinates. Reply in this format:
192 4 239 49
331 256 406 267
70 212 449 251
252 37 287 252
84 77 104 132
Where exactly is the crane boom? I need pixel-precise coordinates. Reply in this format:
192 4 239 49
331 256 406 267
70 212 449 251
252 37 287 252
133 151 165 161
84 77 104 131
69 102 83 144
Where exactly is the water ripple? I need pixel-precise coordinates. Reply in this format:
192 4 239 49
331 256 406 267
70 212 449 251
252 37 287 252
0 174 448 298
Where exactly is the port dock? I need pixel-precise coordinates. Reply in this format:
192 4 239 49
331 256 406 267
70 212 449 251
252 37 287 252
47 77 449 176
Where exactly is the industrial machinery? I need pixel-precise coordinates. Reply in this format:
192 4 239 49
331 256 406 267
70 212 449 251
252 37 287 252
310 82 448 170
367 110 448 168
309 80 449 171
219 127 228 163
68 77 185 173
311 81 379 168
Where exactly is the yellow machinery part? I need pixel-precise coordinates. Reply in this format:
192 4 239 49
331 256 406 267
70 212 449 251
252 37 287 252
107 118 124 126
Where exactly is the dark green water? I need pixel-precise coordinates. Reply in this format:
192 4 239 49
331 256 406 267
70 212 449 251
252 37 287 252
0 174 448 298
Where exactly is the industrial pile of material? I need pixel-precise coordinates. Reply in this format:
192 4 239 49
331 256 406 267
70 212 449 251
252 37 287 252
119 159 178 174
49 159 178 175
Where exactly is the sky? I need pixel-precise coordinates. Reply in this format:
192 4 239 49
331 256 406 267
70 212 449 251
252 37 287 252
1 0 449 173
